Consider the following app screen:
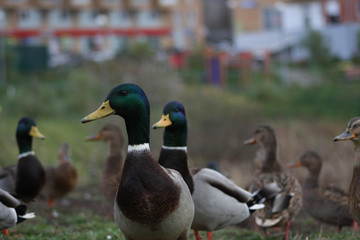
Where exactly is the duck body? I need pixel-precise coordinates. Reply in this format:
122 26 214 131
0 188 35 231
82 84 194 240
190 167 251 231
288 151 354 229
115 149 194 240
86 124 124 204
43 142 78 206
250 171 301 228
334 117 360 224
303 185 353 226
245 125 302 239
348 165 360 224
0 166 17 194
16 154 46 202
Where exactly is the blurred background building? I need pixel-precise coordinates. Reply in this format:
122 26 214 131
0 0 359 68
0 0 204 66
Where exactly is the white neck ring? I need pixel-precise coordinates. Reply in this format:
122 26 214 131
128 143 150 153
162 145 187 152
18 151 35 160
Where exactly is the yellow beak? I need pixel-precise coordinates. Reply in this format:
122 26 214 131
29 126 45 140
81 100 115 123
152 114 172 129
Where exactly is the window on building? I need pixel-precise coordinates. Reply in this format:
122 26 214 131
187 10 196 27
61 10 70 21
102 0 117 3
133 0 149 6
240 0 257 9
18 10 30 22
159 0 178 6
42 0 62 4
6 0 27 4
263 8 282 30
72 0 90 5
325 0 340 24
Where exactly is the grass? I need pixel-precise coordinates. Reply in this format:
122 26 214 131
1 57 360 239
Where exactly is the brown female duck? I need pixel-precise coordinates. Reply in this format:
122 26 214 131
86 124 124 204
244 125 302 240
334 116 360 225
42 142 78 210
288 150 356 231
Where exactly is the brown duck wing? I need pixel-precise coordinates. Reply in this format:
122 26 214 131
321 185 348 205
251 172 302 223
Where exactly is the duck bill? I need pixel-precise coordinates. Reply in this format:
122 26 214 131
152 114 172 129
333 131 356 142
85 133 101 141
29 126 45 140
81 100 115 123
287 161 302 169
244 137 256 145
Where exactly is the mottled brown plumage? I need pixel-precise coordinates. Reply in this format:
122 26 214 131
43 142 78 207
244 125 302 240
288 150 354 231
86 124 124 205
334 117 360 225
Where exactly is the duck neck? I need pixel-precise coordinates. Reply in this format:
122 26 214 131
303 171 319 189
16 132 33 154
124 114 150 146
261 143 282 172
109 139 123 156
163 124 187 148
353 141 360 167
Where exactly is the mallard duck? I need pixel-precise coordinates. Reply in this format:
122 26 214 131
81 83 194 240
334 116 360 225
288 150 356 231
244 125 302 240
0 117 46 203
85 124 124 204
42 142 78 212
0 188 35 236
152 101 283 240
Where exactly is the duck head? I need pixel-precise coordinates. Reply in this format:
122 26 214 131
16 117 45 154
86 124 124 145
152 101 187 147
334 117 360 144
244 125 277 150
58 142 71 162
82 83 150 145
288 150 322 176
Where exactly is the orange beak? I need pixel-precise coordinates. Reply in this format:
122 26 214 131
287 161 302 169
244 137 256 145
85 133 101 141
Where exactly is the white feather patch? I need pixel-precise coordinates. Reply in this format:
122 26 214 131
162 146 187 152
255 215 282 227
128 143 150 153
18 151 35 160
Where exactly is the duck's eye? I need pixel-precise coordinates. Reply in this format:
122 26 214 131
175 108 179 112
118 90 128 96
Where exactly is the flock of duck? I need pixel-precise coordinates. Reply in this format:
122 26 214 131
1 83 360 240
